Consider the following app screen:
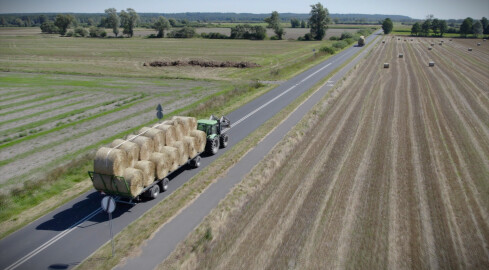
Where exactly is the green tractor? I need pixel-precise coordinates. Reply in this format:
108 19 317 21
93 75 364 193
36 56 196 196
197 115 230 155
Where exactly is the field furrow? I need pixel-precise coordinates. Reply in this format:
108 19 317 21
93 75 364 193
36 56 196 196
167 36 489 270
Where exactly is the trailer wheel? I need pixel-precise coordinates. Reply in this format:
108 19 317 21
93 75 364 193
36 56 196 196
150 185 160 199
191 156 201 168
160 178 169 192
220 134 228 148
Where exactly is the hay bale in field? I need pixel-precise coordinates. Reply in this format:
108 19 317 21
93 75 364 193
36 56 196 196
428 47 433 50
110 139 139 167
127 135 154 161
94 147 127 177
190 130 206 153
439 42 442 46
152 124 177 146
398 38 400 40
429 61 435 67
171 141 188 166
183 136 198 159
468 48 473 51
382 40 385 44
477 43 481 46
149 152 170 179
431 43 434 46
161 146 180 171
399 53 404 58
383 63 389 68
134 160 156 187
139 127 166 152
113 168 143 197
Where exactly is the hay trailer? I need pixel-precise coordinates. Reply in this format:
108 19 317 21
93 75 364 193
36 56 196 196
89 115 230 204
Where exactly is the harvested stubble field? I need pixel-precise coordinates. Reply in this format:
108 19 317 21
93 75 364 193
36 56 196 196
162 37 489 269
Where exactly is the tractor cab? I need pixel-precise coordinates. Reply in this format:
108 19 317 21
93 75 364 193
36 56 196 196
197 115 230 155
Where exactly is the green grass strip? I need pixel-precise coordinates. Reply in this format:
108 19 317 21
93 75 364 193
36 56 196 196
0 94 147 151
0 97 87 126
0 92 70 110
0 93 84 117
0 95 134 137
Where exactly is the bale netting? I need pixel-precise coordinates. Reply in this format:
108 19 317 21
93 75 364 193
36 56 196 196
190 130 206 153
110 139 139 167
113 167 144 197
183 136 198 159
127 135 154 161
149 152 171 179
161 146 180 172
139 127 166 152
152 124 177 146
134 160 156 187
172 141 188 166
94 147 127 177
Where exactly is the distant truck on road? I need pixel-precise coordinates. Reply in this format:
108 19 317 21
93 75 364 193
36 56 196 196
358 36 365 46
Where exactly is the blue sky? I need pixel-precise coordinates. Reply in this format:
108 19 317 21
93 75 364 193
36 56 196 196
0 0 487 19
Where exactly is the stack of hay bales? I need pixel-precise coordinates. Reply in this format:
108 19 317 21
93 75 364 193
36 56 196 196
92 116 202 197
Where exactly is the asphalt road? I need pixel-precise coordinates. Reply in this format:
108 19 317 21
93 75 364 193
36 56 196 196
0 31 381 270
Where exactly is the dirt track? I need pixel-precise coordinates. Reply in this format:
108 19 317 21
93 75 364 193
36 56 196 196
166 38 489 269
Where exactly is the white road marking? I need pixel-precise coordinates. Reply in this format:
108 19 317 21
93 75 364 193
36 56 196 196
224 62 333 132
5 206 105 270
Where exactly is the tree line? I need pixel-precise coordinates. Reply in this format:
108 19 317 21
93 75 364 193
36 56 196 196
409 16 488 38
33 3 335 41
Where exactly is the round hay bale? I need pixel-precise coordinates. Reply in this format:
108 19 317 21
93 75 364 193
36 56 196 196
161 146 180 172
149 152 170 179
190 130 206 153
152 124 177 146
92 173 114 191
477 43 481 46
431 43 434 46
127 135 154 161
94 147 127 177
183 136 198 159
139 127 166 152
429 61 435 67
173 123 185 141
171 141 188 166
383 63 389 68
134 160 156 187
114 167 143 197
468 48 473 51
398 53 404 58
172 116 191 135
428 47 433 50
111 139 139 167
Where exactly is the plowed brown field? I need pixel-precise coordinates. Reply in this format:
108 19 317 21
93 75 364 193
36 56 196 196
164 38 489 269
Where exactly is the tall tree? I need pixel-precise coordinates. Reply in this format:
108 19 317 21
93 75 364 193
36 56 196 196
265 11 285 39
431 18 440 36
460 17 473 37
438 20 447 37
411 22 421 36
300 19 306 28
473 21 483 37
382 18 393 34
290 18 300 28
421 19 431 36
481 17 489 34
54 14 74 35
105 8 119 37
153 16 170 38
308 2 330 40
120 8 139 37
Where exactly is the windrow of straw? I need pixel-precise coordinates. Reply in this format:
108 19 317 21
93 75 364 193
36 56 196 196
110 139 140 167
